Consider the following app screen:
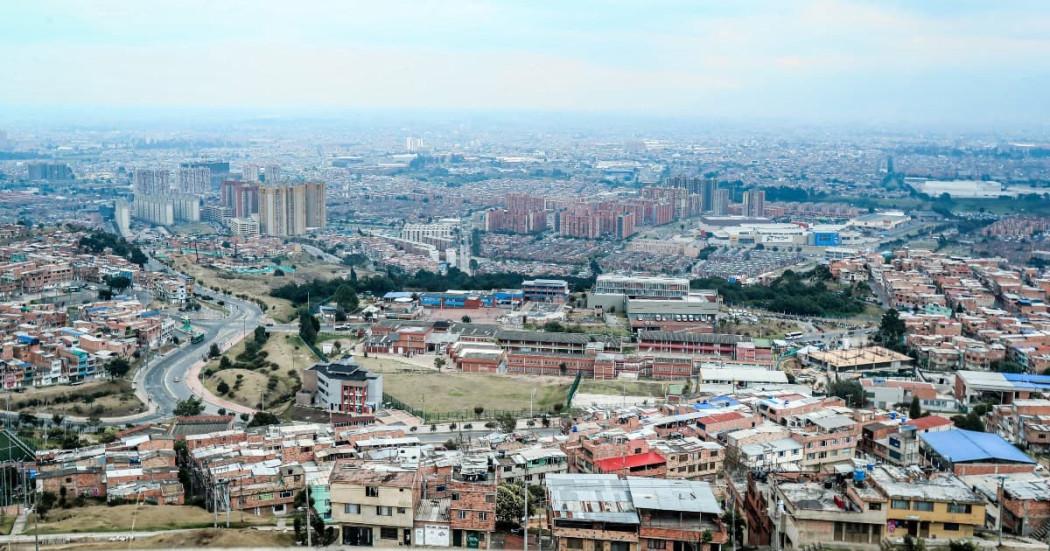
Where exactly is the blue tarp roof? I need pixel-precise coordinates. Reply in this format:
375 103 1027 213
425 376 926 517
1002 373 1050 391
920 429 1035 465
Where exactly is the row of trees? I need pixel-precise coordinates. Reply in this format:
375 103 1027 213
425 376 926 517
690 267 868 317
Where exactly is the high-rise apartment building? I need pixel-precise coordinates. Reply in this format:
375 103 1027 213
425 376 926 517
242 164 261 183
133 169 172 195
176 167 210 195
263 165 281 184
702 180 717 212
180 160 229 189
114 200 131 235
132 193 200 226
27 162 74 181
304 182 326 229
220 180 260 218
712 189 730 216
257 181 324 236
743 189 766 218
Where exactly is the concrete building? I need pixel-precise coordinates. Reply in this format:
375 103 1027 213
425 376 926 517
330 463 417 546
307 358 383 414
114 199 131 235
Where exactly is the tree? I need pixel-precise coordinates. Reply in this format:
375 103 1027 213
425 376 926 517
208 343 221 358
496 412 517 433
877 309 906 350
434 357 446 371
104 275 132 293
474 406 485 419
248 411 280 427
36 491 58 519
105 357 131 379
299 310 319 345
828 380 865 408
254 326 269 344
332 284 359 312
496 482 544 527
217 381 230 395
552 403 564 414
349 267 358 284
461 315 472 323
273 268 285 277
219 356 232 370
174 397 204 416
909 396 922 419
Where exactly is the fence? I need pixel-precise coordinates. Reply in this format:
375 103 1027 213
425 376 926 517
382 394 560 425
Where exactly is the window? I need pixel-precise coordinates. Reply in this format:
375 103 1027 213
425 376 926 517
458 510 468 520
397 507 406 515
869 503 881 511
891 500 910 510
365 486 379 498
947 503 972 514
943 523 960 531
913 501 934 512
566 539 584 550
380 527 399 540
486 494 496 503
376 506 393 516
647 540 667 550
344 504 360 514
451 492 460 501
479 512 488 521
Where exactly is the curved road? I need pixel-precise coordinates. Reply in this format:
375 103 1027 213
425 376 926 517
132 292 263 424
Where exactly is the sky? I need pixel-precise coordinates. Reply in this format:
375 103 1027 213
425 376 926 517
1 0 1048 127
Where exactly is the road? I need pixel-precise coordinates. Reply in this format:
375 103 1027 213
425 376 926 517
132 291 263 423
300 243 342 264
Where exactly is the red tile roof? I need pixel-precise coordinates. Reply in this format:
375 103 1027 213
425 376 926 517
904 415 953 431
594 451 666 472
697 411 745 425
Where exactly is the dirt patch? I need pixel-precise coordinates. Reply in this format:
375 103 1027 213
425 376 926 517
201 333 316 412
7 379 144 418
29 504 274 534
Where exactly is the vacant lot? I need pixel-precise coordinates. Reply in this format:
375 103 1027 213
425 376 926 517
374 357 675 416
202 333 317 412
6 379 144 418
59 528 295 550
175 252 348 323
28 504 274 534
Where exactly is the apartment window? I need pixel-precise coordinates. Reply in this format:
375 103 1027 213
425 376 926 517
943 523 960 531
376 506 393 516
565 539 584 550
479 512 488 521
913 501 934 512
647 540 667 550
458 510 468 520
397 507 406 515
380 528 399 540
344 504 360 514
365 486 380 498
947 503 972 514
869 503 882 511
451 492 460 501
611 543 630 551
486 494 496 503
891 500 910 510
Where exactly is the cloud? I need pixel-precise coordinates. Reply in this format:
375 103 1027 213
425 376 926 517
0 0 1048 125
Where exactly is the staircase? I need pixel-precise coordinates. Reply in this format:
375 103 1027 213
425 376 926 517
1030 516 1050 543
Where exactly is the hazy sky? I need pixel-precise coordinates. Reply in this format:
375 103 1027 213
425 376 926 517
2 0 1048 127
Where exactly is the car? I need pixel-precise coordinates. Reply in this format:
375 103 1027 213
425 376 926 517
173 377 180 382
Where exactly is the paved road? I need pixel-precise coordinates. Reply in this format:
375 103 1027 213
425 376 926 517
133 291 263 423
301 243 342 264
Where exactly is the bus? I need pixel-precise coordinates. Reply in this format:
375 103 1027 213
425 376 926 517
785 331 804 340
190 332 205 345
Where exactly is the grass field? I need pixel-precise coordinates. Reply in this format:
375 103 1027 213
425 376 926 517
175 252 349 323
175 258 296 322
371 356 674 415
4 379 144 418
0 513 14 535
28 504 275 534
202 333 317 412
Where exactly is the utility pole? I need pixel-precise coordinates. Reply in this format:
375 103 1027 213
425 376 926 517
523 472 528 551
998 475 1006 547
305 484 312 549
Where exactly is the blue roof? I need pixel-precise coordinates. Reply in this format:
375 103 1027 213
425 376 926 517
693 395 740 410
383 292 414 300
920 429 1034 465
1001 373 1050 391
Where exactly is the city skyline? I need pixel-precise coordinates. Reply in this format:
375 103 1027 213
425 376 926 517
1 1 1049 128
